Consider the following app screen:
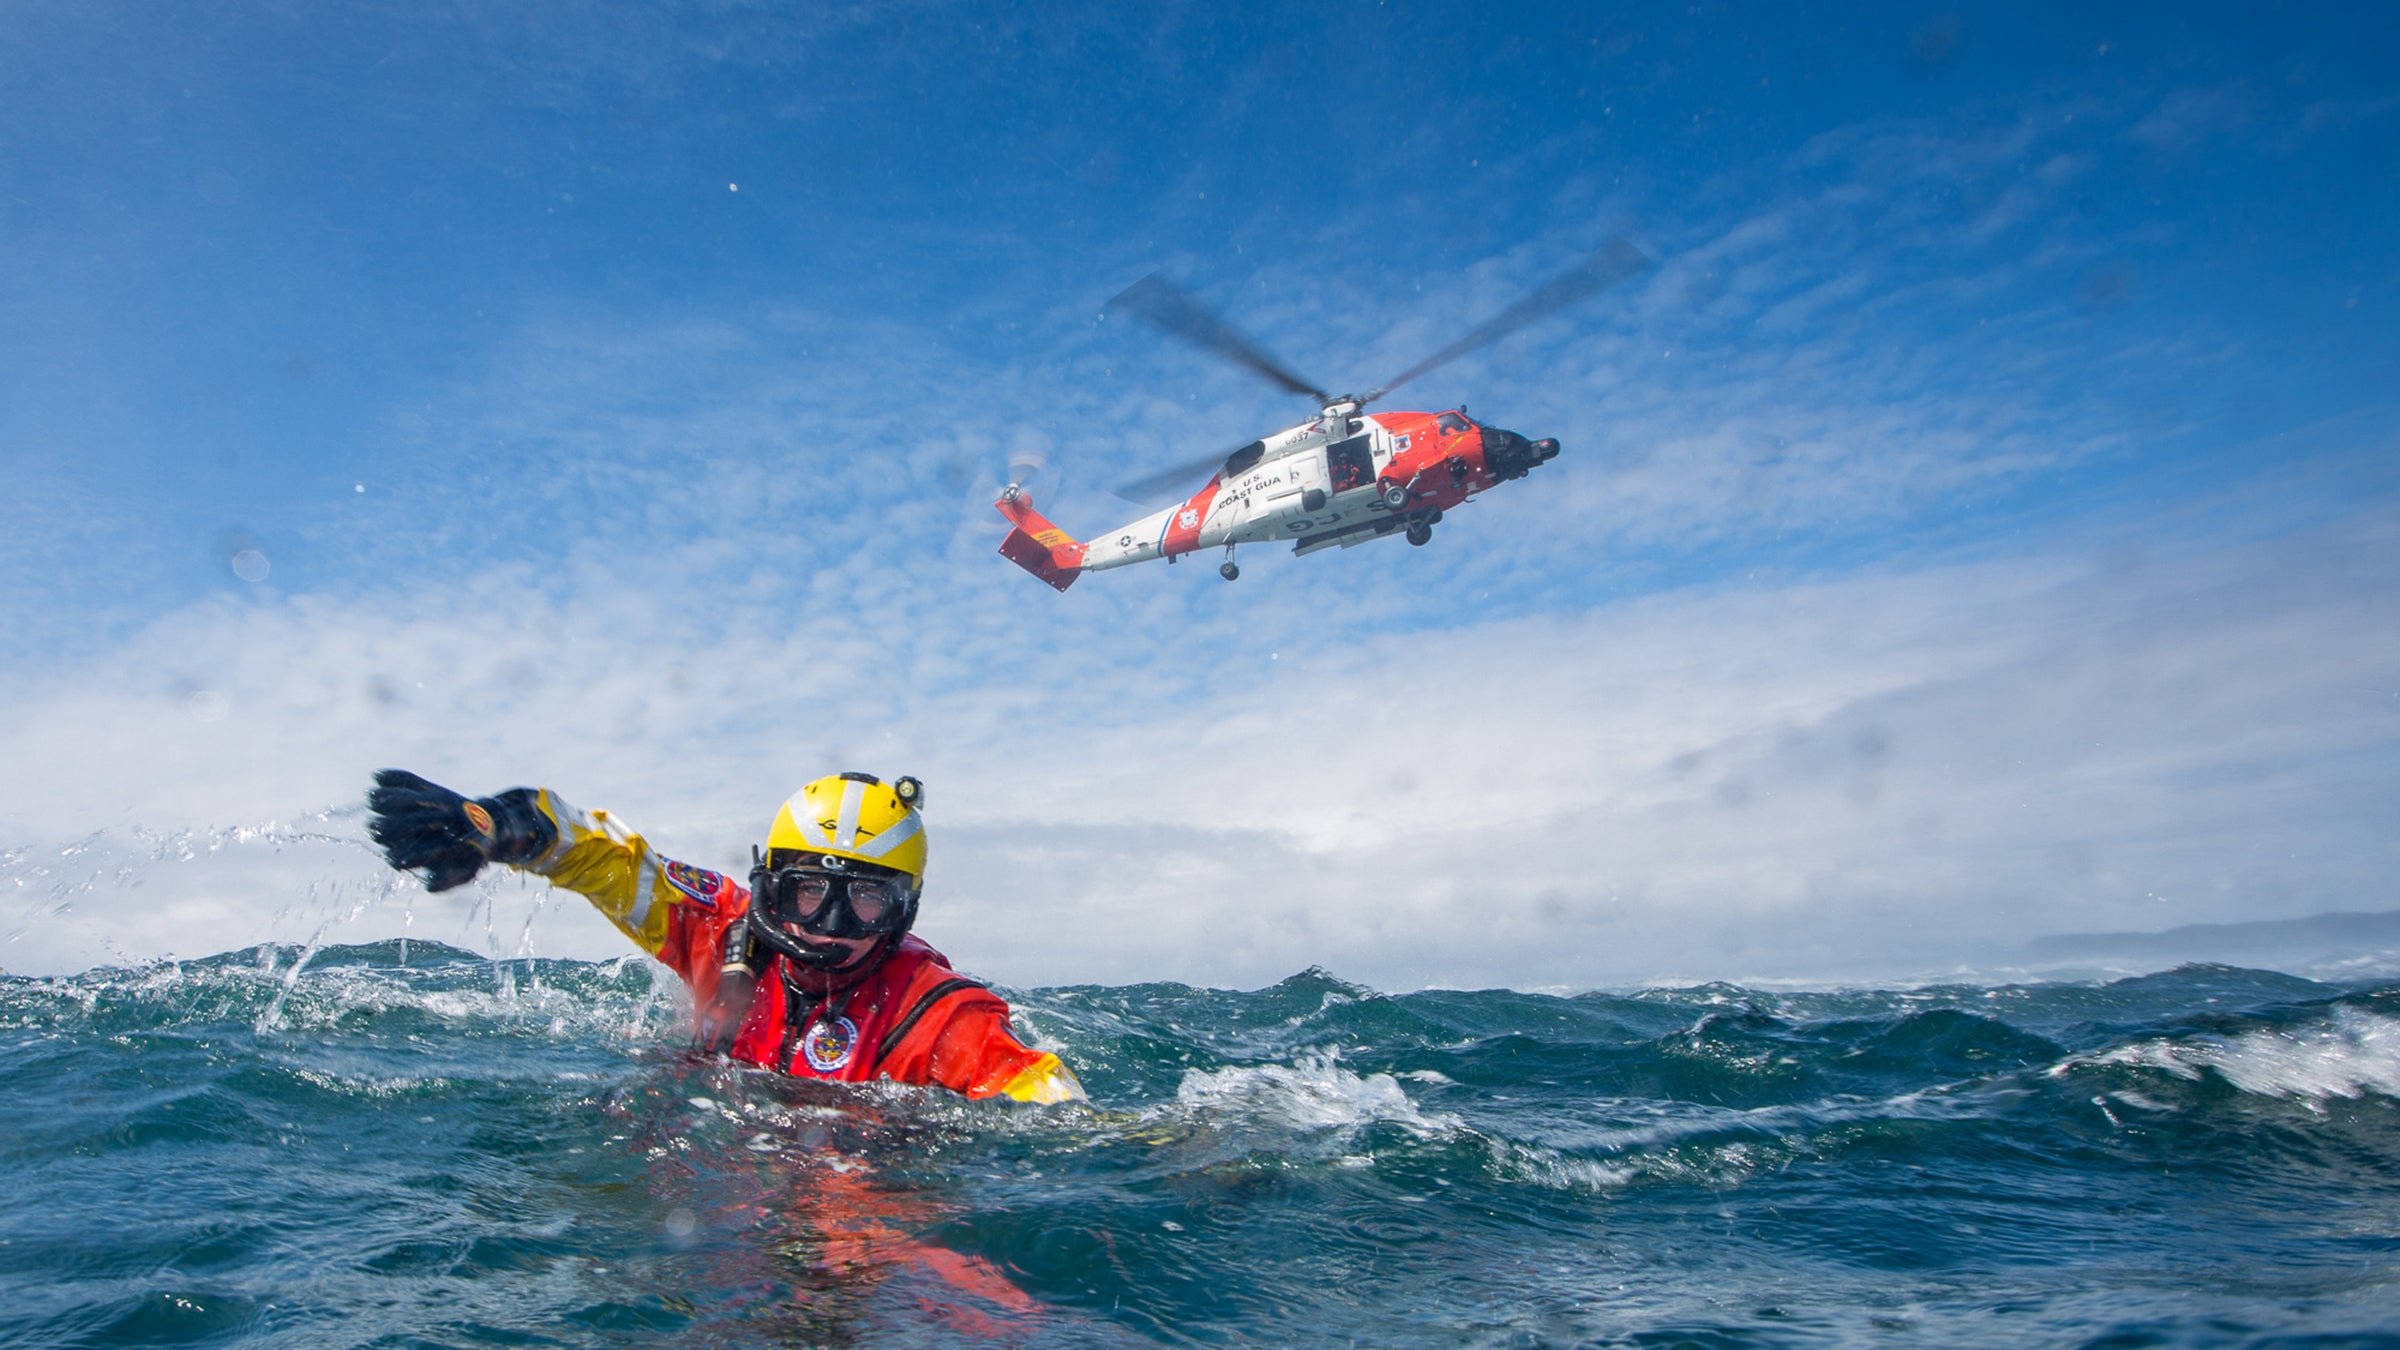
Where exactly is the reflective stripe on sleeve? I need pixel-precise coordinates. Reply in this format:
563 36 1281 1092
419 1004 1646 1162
534 791 588 867
628 848 661 935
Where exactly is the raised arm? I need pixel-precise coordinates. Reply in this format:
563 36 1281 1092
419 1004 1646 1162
366 768 744 992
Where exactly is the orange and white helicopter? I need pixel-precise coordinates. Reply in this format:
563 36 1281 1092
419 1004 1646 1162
996 238 1649 589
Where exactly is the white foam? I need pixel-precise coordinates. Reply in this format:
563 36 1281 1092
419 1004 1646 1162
2079 1007 2400 1107
1173 1054 1458 1136
288 1066 453 1097
1483 1083 2012 1195
1487 1139 1640 1192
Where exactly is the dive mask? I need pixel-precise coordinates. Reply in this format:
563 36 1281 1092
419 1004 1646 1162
748 852 916 941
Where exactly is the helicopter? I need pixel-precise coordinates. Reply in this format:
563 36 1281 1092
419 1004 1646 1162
995 238 1650 589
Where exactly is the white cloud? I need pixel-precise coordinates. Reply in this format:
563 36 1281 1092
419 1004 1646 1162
7 499 2394 988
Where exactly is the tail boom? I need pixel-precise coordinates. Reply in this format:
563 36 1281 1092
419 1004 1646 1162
995 490 1086 592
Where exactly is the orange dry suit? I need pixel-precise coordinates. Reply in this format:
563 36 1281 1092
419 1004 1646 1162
510 789 1082 1104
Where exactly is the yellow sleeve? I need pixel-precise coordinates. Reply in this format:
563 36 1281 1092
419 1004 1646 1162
997 1054 1087 1105
517 790 694 958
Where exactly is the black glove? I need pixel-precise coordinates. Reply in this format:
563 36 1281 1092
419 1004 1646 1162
367 769 557 893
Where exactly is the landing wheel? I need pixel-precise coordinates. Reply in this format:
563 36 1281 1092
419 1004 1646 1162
1406 522 1433 547
1220 561 1240 581
1379 480 1411 512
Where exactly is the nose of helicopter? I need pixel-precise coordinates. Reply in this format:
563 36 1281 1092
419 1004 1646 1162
1480 427 1562 479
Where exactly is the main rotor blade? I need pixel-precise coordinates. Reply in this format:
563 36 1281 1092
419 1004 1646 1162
1367 238 1652 401
1113 445 1241 504
1108 273 1329 404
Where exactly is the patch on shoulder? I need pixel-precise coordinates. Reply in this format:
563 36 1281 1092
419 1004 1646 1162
663 860 725 907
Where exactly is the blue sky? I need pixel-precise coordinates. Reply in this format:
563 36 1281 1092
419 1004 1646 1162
2 2 2396 986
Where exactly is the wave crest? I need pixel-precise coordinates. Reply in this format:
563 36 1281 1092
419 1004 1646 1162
2070 1007 2400 1106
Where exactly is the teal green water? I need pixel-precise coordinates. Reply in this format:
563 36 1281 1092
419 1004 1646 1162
4 944 2399 1347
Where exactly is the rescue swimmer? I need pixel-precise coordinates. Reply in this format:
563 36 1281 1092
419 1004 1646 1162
365 768 1083 1104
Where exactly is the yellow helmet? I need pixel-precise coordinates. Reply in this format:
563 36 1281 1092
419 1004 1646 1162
765 772 927 880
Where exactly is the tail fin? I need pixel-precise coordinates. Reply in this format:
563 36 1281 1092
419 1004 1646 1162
994 489 1086 592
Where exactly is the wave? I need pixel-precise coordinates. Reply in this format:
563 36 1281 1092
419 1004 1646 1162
14 950 2398 1119
2068 1004 2400 1106
7 950 2400 1347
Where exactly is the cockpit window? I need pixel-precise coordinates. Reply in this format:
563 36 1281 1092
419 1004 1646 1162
1222 441 1266 477
1436 412 1472 434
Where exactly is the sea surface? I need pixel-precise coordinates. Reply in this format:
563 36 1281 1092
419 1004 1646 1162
4 944 2398 1348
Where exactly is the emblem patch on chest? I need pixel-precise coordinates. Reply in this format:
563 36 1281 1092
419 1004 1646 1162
801 1015 860 1073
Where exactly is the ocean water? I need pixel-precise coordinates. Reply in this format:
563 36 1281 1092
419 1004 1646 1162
4 946 2398 1348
